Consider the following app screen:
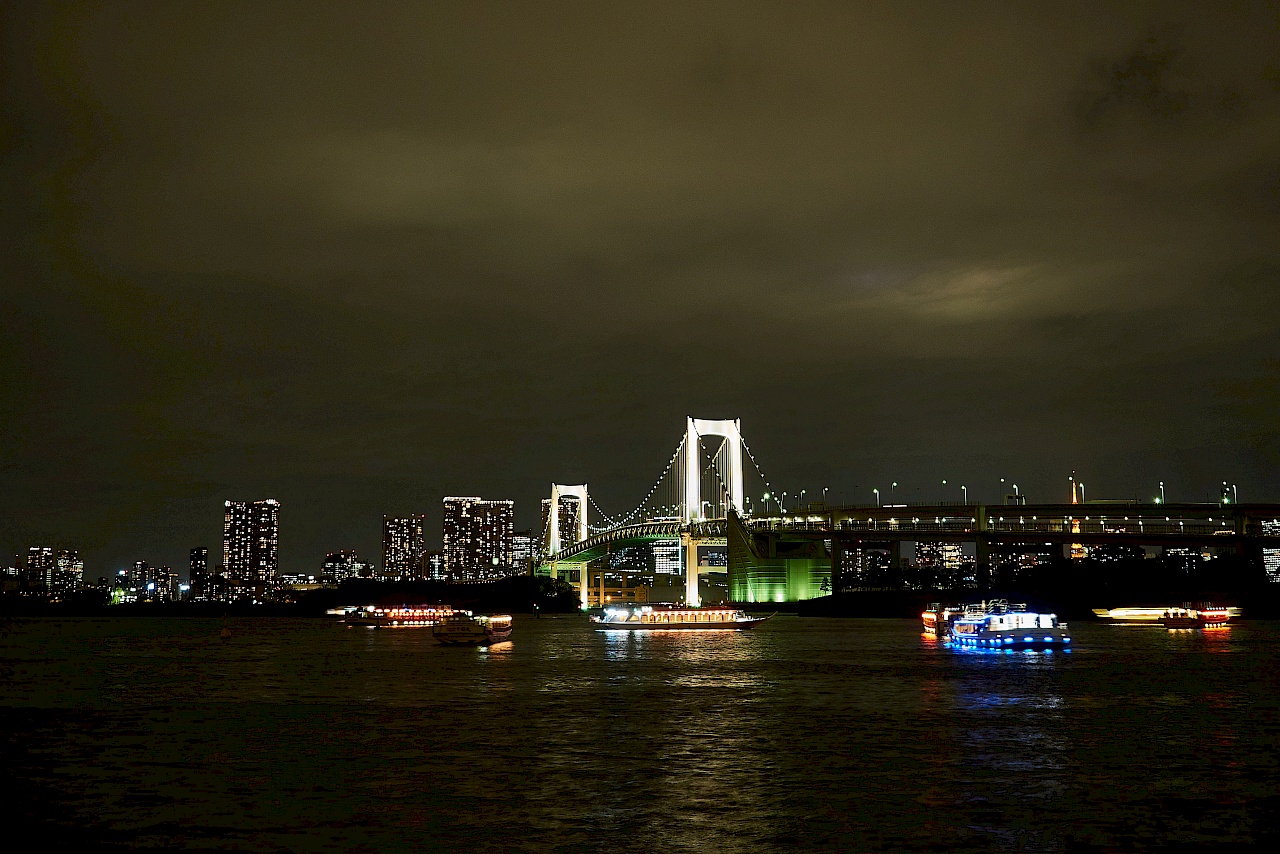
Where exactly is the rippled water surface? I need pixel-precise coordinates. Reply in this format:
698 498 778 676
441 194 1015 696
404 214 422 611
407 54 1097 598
3 616 1279 852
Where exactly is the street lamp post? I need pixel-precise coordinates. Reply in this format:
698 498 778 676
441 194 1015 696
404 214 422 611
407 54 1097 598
1233 484 1238 504
941 479 946 504
782 492 788 513
800 489 807 508
891 482 898 503
961 484 968 504
822 486 829 504
874 488 880 507
1158 481 1165 504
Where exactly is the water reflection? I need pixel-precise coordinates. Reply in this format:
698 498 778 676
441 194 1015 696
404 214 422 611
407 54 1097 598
944 635 1070 849
4 617 1278 851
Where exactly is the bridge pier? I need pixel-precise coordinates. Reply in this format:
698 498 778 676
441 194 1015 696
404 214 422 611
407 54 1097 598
682 532 701 607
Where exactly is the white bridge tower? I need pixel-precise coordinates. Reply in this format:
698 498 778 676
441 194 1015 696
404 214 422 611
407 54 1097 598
547 483 590 555
683 417 745 522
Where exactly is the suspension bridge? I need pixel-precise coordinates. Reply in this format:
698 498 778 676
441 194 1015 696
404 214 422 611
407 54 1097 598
535 417 1280 609
536 417 782 609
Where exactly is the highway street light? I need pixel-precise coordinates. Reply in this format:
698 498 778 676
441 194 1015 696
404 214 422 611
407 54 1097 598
961 485 968 503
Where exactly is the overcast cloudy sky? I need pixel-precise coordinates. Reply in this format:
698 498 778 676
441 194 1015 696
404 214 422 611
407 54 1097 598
3 1 1278 576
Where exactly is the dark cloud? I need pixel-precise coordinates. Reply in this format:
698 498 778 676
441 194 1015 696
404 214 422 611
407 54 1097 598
2 1 1278 575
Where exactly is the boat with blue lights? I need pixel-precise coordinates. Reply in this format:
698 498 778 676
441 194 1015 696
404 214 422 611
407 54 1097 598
948 600 1071 650
592 605 771 631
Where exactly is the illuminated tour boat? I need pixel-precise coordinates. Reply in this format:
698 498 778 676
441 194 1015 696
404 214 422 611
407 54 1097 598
343 605 453 627
592 605 771 631
1091 605 1237 628
921 603 965 636
432 612 513 645
948 600 1071 650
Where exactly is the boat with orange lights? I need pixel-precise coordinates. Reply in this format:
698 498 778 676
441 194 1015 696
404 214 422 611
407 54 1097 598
1091 605 1238 628
342 605 454 627
592 605 771 631
432 612 513 645
921 603 964 636
1161 605 1232 629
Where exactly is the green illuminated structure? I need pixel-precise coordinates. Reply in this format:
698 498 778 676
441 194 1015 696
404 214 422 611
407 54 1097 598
726 512 831 602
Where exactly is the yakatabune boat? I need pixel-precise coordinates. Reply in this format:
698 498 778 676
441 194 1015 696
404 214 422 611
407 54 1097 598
592 606 771 631
1091 605 1236 628
948 600 1071 650
921 603 965 636
432 612 512 645
343 605 454 627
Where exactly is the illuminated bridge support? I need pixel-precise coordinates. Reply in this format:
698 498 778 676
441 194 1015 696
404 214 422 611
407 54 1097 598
548 483 590 555
683 417 744 522
547 560 591 610
682 532 700 608
725 512 831 603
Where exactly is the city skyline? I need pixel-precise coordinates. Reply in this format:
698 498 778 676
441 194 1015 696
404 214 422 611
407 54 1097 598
2 468 1267 583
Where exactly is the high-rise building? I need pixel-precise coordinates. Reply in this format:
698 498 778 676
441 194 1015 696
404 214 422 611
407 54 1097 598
223 499 280 595
915 541 962 572
190 547 209 594
26 546 55 591
382 516 426 580
443 497 515 581
52 549 83 596
512 530 535 574
653 540 681 576
322 550 370 583
422 551 445 580
1264 521 1280 583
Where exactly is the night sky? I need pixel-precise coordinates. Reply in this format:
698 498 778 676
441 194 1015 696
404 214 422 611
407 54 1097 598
3 2 1278 578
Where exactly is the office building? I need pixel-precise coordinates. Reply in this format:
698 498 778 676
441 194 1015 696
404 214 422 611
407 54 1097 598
322 550 371 583
915 541 963 573
382 515 426 580
422 551 445 580
653 540 681 576
26 546 55 590
443 496 514 581
512 530 535 574
223 499 280 595
52 549 83 595
1264 521 1280 583
190 547 209 595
